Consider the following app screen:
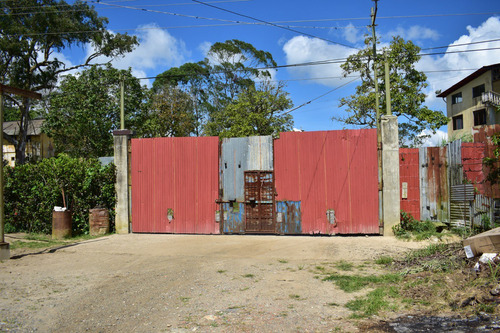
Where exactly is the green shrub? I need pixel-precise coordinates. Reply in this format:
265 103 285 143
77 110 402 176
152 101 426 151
392 211 438 240
4 154 115 235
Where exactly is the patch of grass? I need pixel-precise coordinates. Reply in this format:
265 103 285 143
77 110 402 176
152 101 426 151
242 274 254 278
239 287 249 291
323 273 401 293
9 239 65 250
289 294 301 300
278 259 288 264
315 265 325 272
180 297 190 303
327 302 339 307
405 243 448 262
297 264 305 270
335 260 353 271
375 256 393 265
345 287 392 318
217 270 226 274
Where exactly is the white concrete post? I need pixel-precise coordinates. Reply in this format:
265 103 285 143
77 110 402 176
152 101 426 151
113 130 132 234
381 115 400 236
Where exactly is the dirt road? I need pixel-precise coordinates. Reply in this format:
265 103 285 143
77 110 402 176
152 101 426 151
0 234 427 332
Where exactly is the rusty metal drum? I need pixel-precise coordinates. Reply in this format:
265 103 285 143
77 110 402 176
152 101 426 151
52 210 72 239
89 208 109 236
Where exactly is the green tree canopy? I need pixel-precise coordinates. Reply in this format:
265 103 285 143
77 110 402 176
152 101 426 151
44 65 146 157
0 0 137 163
208 81 294 138
335 36 448 146
154 39 283 136
137 85 197 138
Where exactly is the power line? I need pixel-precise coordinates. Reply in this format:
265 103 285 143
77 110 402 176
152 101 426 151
421 38 500 51
281 78 359 115
191 0 360 50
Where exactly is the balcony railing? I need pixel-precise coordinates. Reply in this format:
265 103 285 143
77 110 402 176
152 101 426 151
482 91 500 107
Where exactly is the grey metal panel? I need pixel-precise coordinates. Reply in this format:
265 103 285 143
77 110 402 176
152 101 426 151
247 136 273 171
419 147 432 221
447 140 463 186
221 137 248 201
472 194 494 227
221 136 274 202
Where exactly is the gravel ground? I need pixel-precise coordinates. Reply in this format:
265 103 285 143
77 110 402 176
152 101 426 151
0 233 428 332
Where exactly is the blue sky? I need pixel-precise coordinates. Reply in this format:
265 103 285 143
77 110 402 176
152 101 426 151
62 0 500 144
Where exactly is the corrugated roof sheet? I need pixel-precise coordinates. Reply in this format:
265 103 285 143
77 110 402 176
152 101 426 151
3 119 45 136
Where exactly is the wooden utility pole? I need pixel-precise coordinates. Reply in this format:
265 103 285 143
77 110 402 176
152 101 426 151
371 0 380 130
384 52 391 115
120 75 125 130
0 84 41 259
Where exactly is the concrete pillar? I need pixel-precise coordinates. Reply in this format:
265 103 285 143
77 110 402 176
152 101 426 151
381 115 400 236
113 130 132 234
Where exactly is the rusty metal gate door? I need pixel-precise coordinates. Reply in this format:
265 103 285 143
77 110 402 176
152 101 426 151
244 171 275 233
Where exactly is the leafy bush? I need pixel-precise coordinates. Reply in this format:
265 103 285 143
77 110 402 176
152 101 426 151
4 154 115 235
392 211 437 240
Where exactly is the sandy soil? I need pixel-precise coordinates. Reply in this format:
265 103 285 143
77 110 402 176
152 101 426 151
0 234 429 332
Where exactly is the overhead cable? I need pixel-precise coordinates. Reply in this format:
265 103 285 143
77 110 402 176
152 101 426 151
191 0 360 49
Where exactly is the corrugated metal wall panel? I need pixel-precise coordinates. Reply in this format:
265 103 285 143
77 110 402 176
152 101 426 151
131 137 220 234
274 129 379 234
448 140 463 186
462 142 486 195
221 136 273 201
419 147 449 222
399 148 420 220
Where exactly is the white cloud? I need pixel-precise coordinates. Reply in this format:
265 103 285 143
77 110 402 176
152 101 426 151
282 36 358 87
418 129 448 147
416 17 500 107
86 24 190 76
387 25 440 41
343 23 364 44
198 41 212 57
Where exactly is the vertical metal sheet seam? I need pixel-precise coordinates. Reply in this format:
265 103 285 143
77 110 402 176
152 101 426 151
323 132 328 232
346 130 353 231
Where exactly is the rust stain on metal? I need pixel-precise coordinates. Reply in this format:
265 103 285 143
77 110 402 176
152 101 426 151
244 171 275 233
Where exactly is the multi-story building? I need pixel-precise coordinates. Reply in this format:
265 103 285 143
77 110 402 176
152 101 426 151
437 63 500 139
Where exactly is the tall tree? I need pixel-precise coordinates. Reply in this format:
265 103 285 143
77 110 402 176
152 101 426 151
43 65 146 157
154 39 279 136
138 85 197 138
335 36 448 146
208 81 294 138
0 0 137 164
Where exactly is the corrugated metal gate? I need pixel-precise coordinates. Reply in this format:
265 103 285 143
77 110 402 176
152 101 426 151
131 130 380 235
274 130 379 234
131 137 220 234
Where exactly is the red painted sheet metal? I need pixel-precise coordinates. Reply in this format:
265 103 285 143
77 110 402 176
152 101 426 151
131 136 220 234
399 148 420 220
472 125 500 198
462 142 487 196
274 129 379 234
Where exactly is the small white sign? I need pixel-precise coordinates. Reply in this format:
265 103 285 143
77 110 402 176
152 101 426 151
402 182 408 199
464 245 474 258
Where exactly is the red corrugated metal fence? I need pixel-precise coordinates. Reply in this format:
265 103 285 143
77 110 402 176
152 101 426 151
399 148 420 220
274 130 379 234
131 137 220 234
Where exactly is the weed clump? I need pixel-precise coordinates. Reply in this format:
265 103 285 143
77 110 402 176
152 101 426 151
392 211 444 240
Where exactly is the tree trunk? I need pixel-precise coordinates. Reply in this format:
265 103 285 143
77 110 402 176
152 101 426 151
14 100 30 165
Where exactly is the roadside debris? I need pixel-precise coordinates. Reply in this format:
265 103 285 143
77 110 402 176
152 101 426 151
463 227 500 258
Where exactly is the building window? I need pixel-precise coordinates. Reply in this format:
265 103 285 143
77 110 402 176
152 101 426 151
472 84 485 98
453 115 463 130
452 92 462 104
473 109 487 126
